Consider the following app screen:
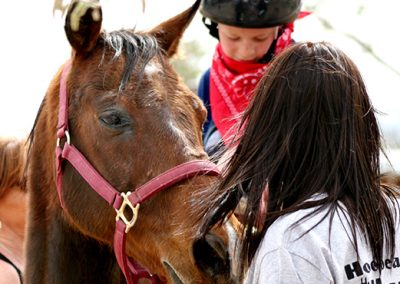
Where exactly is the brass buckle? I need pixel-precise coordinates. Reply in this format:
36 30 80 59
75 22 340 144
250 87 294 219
115 192 140 233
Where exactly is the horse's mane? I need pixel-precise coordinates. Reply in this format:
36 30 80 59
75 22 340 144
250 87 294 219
381 172 400 187
0 137 26 195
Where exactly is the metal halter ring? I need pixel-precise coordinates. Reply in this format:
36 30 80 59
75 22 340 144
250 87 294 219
56 130 71 147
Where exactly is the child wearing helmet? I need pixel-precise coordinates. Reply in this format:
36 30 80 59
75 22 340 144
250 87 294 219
198 0 306 154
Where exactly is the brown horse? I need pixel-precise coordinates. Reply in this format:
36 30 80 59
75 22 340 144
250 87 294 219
25 1 235 283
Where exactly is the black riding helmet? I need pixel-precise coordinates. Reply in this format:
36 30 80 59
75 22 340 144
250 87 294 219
200 0 302 38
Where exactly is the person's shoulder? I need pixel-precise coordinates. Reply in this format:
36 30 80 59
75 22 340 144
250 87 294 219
0 260 20 284
261 198 333 250
250 206 339 284
197 68 211 101
267 202 327 234
198 68 211 84
259 207 316 251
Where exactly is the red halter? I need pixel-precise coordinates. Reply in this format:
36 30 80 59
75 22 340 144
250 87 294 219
55 60 221 283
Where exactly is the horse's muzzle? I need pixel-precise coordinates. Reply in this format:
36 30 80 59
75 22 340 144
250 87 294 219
192 232 232 283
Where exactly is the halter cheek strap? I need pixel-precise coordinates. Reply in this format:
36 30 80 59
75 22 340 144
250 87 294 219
55 60 221 284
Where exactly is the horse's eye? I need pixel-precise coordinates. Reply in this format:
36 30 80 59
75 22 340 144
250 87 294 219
99 111 131 129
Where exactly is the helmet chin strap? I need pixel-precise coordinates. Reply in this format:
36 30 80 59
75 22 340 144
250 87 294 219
258 38 277 63
202 17 219 39
258 26 287 63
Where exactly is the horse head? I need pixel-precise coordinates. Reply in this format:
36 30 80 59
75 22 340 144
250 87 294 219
25 0 236 283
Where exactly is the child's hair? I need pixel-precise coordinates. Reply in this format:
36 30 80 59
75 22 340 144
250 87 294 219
0 137 26 196
200 41 399 276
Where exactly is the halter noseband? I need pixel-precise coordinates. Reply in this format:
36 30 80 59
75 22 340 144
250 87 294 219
55 60 221 284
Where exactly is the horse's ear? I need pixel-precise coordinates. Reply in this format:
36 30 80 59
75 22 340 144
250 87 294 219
149 0 200 57
64 0 102 54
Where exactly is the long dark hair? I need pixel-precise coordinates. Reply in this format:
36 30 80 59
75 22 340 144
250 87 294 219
200 41 399 277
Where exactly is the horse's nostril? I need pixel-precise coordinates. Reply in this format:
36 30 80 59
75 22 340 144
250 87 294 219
193 233 230 280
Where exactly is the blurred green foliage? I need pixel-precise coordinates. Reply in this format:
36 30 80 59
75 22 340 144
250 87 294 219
171 40 206 92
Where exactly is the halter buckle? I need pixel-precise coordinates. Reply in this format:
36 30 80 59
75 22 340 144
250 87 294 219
115 192 140 233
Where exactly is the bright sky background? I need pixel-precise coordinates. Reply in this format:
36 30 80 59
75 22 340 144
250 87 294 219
0 0 399 170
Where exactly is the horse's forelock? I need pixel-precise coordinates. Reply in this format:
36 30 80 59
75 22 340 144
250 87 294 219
102 30 161 91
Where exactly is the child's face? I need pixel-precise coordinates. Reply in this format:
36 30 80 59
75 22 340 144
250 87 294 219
218 24 279 62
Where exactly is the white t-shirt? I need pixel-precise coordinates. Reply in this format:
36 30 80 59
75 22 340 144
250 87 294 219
245 198 400 284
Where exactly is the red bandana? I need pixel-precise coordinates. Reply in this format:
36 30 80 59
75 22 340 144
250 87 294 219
209 12 310 143
210 44 267 143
